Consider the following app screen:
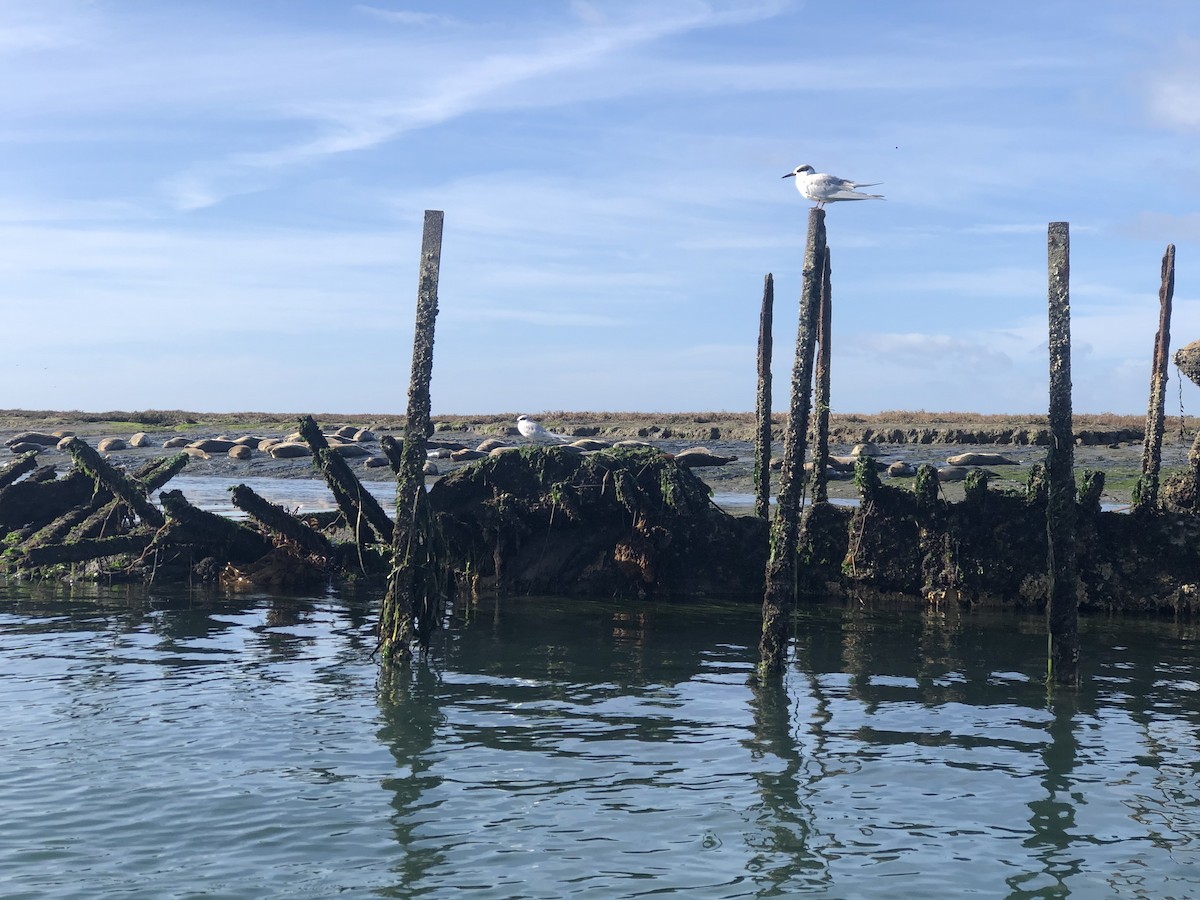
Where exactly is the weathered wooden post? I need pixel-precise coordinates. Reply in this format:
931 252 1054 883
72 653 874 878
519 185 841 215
758 209 826 680
753 274 774 520
1046 221 1079 686
808 248 832 504
379 210 445 665
1134 244 1176 513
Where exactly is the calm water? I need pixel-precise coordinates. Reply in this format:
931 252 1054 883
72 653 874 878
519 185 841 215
2 582 1199 899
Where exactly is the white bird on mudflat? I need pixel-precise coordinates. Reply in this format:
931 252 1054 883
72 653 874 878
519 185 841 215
516 415 569 443
783 164 884 209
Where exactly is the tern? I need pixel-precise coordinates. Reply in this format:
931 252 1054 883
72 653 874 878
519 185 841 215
783 164 883 209
516 415 569 443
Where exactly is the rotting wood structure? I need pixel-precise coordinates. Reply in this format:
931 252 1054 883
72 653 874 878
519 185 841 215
2 214 1199 672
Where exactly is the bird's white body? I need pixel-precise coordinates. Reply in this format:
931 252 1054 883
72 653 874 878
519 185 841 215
516 415 569 443
783 164 883 209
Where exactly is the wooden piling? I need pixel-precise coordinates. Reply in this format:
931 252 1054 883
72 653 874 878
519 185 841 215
758 209 826 680
1134 244 1176 513
1046 221 1079 687
808 248 833 504
753 274 774 520
379 209 445 665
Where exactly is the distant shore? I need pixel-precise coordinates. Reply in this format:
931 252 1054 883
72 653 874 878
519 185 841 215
0 407 1179 445
3 408 1194 508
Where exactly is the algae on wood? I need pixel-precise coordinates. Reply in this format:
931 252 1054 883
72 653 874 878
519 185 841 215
759 208 826 680
1046 221 1079 687
230 483 333 559
380 209 445 664
298 415 394 548
754 273 774 520
808 247 833 505
64 437 165 529
1134 243 1175 513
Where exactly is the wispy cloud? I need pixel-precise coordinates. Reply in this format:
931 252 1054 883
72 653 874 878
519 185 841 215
152 1 790 209
353 6 460 27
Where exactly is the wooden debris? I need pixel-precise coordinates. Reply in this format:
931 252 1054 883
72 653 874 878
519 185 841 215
298 415 394 547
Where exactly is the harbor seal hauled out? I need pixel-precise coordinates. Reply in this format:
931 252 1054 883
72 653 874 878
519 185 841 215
936 466 970 482
945 452 1018 466
850 442 882 457
673 447 737 468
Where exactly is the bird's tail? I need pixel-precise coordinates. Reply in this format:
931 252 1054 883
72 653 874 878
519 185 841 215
830 189 885 201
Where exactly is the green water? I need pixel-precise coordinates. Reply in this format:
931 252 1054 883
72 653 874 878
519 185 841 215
2 581 1198 898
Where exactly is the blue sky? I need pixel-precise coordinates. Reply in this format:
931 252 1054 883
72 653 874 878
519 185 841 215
4 0 1200 416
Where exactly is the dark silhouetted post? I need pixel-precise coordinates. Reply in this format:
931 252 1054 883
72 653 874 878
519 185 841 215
759 209 826 680
1046 221 1079 687
379 210 444 665
754 274 774 519
1134 244 1176 513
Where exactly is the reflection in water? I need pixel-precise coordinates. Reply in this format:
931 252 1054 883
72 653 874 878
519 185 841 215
377 664 448 897
4 582 1200 897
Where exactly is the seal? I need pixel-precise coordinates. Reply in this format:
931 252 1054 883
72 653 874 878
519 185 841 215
189 438 237 453
6 431 58 447
673 447 737 467
887 461 916 478
570 439 611 451
946 452 1018 466
268 442 312 459
97 438 127 452
936 465 970 482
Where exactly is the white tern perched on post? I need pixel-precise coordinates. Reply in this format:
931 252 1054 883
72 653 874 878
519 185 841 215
783 164 884 209
517 415 570 443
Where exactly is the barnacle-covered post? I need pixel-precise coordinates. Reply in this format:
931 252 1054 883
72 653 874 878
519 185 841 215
1046 221 1079 687
379 210 445 665
758 208 826 680
753 273 774 519
1134 244 1175 513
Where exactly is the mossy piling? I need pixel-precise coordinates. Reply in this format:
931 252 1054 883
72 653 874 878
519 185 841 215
753 273 774 520
1046 222 1079 687
759 208 826 680
379 209 446 664
1135 244 1175 513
